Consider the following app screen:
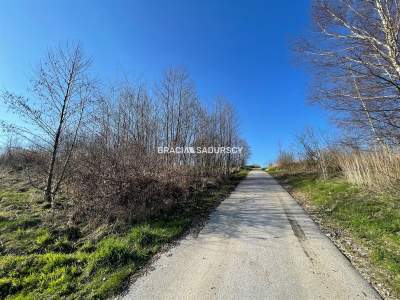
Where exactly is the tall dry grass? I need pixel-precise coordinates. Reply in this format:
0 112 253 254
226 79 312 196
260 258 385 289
337 148 400 193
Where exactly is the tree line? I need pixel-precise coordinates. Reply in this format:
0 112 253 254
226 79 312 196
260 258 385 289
0 44 249 223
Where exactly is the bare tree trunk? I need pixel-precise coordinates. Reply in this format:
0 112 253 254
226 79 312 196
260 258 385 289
351 71 387 149
44 70 73 204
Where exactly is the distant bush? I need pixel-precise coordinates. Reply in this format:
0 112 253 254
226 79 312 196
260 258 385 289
0 147 46 171
276 150 296 169
243 164 260 170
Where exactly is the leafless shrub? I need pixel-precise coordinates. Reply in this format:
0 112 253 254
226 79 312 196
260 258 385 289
296 128 341 179
0 146 46 172
276 149 296 169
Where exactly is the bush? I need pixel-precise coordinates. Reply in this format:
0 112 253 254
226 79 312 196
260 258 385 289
276 150 296 168
70 159 188 225
0 147 47 172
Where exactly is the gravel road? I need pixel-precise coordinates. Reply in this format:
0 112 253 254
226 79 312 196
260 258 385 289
121 170 381 300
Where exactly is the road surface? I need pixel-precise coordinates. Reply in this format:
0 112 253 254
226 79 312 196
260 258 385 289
122 170 380 300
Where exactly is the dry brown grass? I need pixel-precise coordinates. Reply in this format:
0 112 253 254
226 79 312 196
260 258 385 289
337 149 400 193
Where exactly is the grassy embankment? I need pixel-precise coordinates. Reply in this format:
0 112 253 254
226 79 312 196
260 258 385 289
268 167 400 297
0 168 249 299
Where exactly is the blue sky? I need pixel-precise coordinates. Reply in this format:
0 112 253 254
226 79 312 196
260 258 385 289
0 0 330 165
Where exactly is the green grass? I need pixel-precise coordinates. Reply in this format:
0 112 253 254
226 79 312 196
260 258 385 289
0 221 186 299
270 168 400 297
0 168 249 299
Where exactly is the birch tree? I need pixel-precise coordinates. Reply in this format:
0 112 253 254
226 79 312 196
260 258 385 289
1 44 93 206
299 0 400 146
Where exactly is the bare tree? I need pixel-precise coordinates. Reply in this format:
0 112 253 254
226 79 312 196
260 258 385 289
70 68 249 223
154 68 201 167
1 44 93 206
298 0 400 146
1 53 248 223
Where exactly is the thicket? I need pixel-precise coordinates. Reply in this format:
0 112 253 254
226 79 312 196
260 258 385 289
0 45 249 226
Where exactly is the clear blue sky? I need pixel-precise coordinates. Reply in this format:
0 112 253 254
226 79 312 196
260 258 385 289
0 0 330 165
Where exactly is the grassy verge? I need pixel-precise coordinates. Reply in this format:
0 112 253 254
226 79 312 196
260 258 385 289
268 168 400 298
0 169 249 299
